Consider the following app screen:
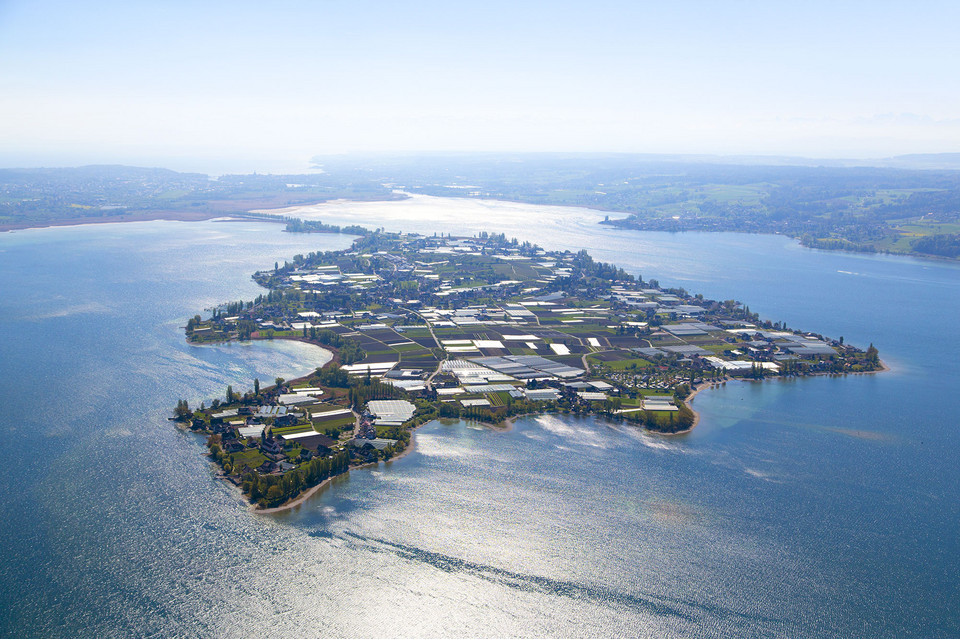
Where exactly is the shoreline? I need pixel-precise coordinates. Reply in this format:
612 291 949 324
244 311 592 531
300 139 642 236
236 359 894 512
4 196 955 266
251 412 525 514
251 473 339 514
671 358 891 436
675 381 712 433
254 415 423 514
4 191 955 265
180 230 893 510
1 193 407 234
0 211 248 233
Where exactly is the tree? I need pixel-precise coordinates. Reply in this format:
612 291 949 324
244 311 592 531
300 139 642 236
266 485 284 505
226 385 234 403
254 378 260 396
174 399 191 420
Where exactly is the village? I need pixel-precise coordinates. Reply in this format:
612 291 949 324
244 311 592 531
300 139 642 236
174 231 883 510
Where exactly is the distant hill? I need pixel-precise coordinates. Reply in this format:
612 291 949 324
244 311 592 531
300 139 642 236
878 153 960 170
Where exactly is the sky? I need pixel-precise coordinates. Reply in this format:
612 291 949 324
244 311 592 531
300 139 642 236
1 0 959 173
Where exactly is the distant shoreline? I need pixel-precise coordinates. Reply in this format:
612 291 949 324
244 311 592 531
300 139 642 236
0 193 405 233
5 196 957 264
0 210 244 232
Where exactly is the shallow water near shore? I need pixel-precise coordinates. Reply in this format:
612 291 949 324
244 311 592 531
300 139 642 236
1 200 958 637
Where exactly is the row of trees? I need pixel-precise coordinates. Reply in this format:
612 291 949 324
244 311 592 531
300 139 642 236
348 377 404 407
618 404 696 433
243 450 350 509
911 233 960 258
571 249 638 283
307 328 365 364
283 217 369 235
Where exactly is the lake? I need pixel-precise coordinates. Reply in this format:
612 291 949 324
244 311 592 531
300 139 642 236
1 197 958 637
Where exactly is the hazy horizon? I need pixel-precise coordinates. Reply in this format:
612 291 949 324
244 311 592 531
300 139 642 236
5 150 960 178
2 1 959 173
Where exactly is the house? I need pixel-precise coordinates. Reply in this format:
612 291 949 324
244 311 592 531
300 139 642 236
349 437 397 451
274 413 299 427
260 436 284 457
348 443 377 463
257 460 279 474
224 440 245 454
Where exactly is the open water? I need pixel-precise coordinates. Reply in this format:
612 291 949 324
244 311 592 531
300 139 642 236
0 197 958 637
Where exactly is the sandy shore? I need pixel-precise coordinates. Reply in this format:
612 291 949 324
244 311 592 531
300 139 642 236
251 474 339 515
676 381 714 433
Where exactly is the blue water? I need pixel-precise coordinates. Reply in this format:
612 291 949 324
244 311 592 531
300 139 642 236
0 204 958 637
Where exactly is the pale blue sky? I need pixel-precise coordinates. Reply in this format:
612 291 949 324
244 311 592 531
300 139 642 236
1 0 958 172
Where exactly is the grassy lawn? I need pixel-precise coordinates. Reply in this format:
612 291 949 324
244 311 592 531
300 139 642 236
312 415 355 430
228 449 268 471
266 330 301 338
635 389 675 398
602 357 652 371
701 343 732 354
375 425 404 439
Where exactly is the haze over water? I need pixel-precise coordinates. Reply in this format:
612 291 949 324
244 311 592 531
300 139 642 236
1 197 958 637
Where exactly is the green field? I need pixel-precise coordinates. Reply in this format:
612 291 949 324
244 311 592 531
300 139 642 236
593 357 652 371
272 424 314 436
227 449 268 471
312 415 355 430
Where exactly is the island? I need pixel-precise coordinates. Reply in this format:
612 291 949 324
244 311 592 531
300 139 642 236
172 230 884 511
